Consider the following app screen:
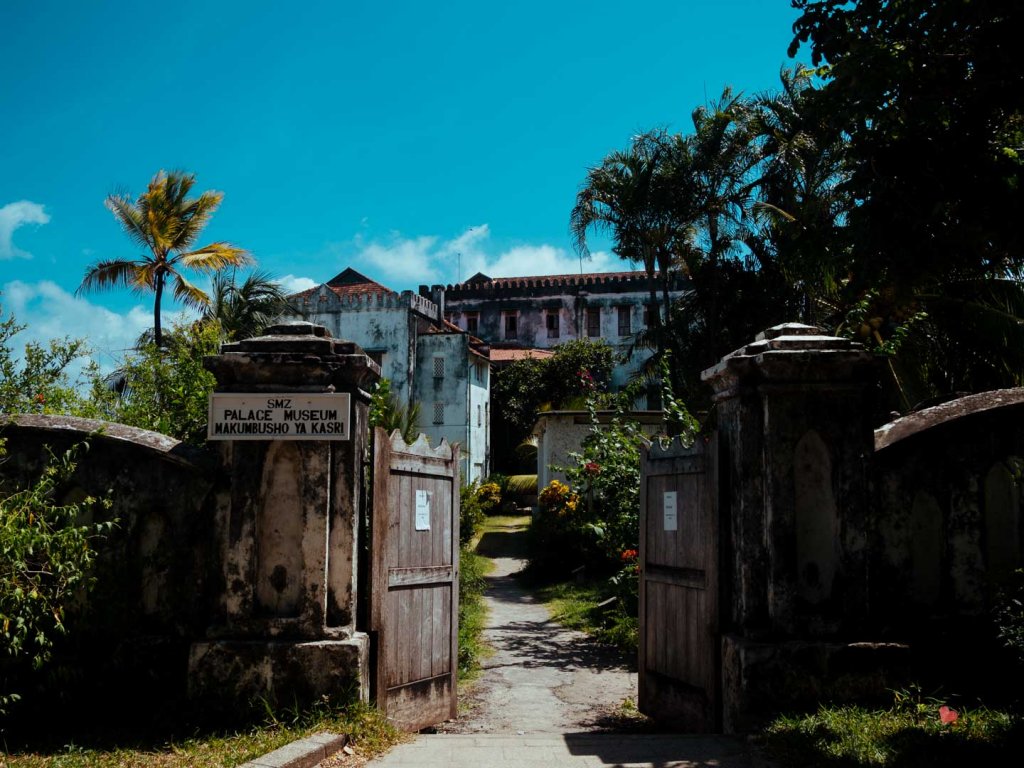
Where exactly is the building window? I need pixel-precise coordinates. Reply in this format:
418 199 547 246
477 404 482 427
503 312 517 340
644 304 658 327
433 402 444 424
433 357 445 378
586 308 601 337
617 306 631 336
546 311 560 339
465 312 479 334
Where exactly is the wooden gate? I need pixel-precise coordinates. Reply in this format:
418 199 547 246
638 434 719 731
370 429 459 731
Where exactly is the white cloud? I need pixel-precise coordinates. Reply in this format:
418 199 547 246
2 280 156 375
0 201 50 260
356 234 440 285
277 274 317 294
344 225 626 289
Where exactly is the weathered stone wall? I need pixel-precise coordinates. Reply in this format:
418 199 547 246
697 326 1024 731
189 322 378 708
0 415 217 702
871 390 1024 684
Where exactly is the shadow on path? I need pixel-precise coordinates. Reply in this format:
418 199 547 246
446 515 639 735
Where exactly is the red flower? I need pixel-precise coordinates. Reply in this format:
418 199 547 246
621 548 638 562
939 705 959 725
584 461 601 476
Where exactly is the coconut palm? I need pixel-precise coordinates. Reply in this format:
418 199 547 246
570 130 690 353
205 269 288 341
77 170 251 348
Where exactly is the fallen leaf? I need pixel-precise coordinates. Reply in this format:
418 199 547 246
939 705 959 724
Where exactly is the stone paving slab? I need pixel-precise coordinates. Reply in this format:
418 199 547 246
364 733 765 767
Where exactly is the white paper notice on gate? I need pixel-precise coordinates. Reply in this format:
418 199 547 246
663 491 678 532
415 489 432 531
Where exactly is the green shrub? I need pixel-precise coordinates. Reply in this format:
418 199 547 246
84 320 220 444
457 545 488 678
459 482 485 546
0 441 112 714
996 568 1024 665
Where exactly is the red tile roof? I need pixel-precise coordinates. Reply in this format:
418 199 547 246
488 348 555 362
292 267 396 300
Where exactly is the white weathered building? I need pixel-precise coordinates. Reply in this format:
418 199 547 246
288 268 490 483
419 270 688 394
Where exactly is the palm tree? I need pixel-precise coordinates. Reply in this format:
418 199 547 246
570 130 689 353
77 170 251 348
205 269 288 341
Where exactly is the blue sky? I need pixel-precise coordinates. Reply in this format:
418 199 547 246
1 0 803 371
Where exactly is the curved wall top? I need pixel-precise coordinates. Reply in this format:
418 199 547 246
874 388 1024 452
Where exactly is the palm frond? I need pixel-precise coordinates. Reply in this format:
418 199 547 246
76 260 149 295
170 272 211 309
179 243 251 272
104 195 154 251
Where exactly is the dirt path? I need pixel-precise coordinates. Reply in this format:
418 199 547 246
442 516 638 734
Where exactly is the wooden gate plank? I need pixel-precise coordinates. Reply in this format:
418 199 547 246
370 429 460 732
639 435 720 732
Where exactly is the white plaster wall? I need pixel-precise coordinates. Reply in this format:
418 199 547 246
298 305 414 406
414 334 490 485
468 357 489 482
535 410 665 491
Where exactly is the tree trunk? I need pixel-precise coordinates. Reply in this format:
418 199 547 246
153 271 164 349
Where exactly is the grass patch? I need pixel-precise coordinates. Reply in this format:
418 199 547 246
536 579 638 656
2 699 400 768
458 544 491 682
762 692 1024 767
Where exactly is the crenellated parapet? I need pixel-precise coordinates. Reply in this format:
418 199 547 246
421 270 688 301
293 285 439 320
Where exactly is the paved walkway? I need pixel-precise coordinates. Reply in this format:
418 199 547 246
371 733 762 767
442 516 636 734
356 517 764 767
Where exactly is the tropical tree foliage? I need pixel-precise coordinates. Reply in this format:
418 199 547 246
574 0 1024 413
368 378 422 444
77 170 251 348
86 320 220 444
204 269 288 341
0 302 90 416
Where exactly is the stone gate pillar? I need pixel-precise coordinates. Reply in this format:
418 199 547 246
702 323 885 730
188 321 379 707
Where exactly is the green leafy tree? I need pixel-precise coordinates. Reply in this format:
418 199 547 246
788 0 1024 408
491 340 615 472
0 302 90 416
87 320 220 443
790 0 1024 297
77 170 251 349
0 441 112 714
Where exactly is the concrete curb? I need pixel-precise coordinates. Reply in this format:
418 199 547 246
239 732 348 768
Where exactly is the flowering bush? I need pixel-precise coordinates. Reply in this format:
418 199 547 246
530 479 594 574
475 482 502 512
539 480 579 514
